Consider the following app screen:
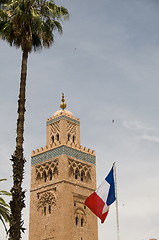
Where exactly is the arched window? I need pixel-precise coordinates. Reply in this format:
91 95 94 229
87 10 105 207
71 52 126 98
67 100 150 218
49 205 51 214
36 172 41 182
81 218 84 227
72 135 75 143
56 133 59 141
69 166 74 176
44 206 46 216
75 169 78 180
48 169 52 181
43 171 47 182
81 171 84 182
53 166 58 177
75 216 78 226
52 136 54 143
68 134 70 141
86 172 91 182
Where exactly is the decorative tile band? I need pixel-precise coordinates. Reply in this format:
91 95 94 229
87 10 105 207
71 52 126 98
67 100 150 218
46 116 80 126
31 145 95 166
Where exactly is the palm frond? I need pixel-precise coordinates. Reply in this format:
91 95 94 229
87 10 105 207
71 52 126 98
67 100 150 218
0 190 11 196
0 0 69 52
0 215 8 234
0 179 11 233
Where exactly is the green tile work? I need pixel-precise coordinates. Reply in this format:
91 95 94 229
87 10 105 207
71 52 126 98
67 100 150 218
31 145 95 166
46 115 80 126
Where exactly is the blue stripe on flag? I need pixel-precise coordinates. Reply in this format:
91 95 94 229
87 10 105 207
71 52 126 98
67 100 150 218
105 166 116 206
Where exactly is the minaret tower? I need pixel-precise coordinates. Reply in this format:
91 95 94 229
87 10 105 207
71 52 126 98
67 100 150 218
29 94 98 240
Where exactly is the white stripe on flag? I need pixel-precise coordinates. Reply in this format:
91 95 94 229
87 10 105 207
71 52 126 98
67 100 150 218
95 179 110 203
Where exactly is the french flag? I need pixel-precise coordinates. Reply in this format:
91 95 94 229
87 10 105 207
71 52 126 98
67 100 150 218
85 166 116 223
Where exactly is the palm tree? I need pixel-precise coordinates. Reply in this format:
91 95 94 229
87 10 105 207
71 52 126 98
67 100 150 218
0 1 69 239
0 179 11 234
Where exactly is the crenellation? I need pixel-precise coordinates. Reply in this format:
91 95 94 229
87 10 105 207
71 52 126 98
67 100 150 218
36 149 39 153
32 150 35 155
44 145 48 150
32 142 95 158
92 150 95 155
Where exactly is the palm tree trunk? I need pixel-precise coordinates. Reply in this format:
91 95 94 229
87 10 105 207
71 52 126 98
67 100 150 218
9 50 28 240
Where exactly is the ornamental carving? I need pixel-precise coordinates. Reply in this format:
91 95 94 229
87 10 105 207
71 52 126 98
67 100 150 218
50 122 60 142
37 192 56 210
36 159 58 182
74 206 86 227
67 121 76 135
50 122 60 134
68 159 91 182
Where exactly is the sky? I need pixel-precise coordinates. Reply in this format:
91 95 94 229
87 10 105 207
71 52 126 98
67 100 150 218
0 0 159 239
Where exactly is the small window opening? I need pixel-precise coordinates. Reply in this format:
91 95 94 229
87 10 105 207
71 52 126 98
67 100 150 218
52 136 54 143
44 206 46 216
49 170 52 181
43 172 47 182
74 202 76 206
36 172 41 181
75 216 78 226
68 134 70 141
72 136 75 143
56 133 59 141
49 205 51 214
81 218 84 227
81 172 84 182
75 169 78 180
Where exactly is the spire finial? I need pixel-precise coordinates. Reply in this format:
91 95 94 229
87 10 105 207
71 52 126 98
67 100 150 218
60 93 66 110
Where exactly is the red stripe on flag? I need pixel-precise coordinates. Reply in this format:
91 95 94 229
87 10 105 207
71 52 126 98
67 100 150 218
85 192 109 223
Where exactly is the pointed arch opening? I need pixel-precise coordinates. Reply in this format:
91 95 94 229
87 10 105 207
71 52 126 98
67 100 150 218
86 172 91 182
81 170 84 182
44 206 46 216
81 217 84 227
75 168 79 180
56 133 59 141
49 205 51 214
75 216 78 226
68 134 70 141
48 169 52 181
72 135 75 143
53 166 58 177
42 171 47 182
36 172 41 182
69 166 74 176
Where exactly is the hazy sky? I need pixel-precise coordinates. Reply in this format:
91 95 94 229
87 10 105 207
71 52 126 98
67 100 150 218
0 0 159 239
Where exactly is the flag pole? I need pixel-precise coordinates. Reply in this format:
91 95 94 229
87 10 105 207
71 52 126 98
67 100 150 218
113 162 120 240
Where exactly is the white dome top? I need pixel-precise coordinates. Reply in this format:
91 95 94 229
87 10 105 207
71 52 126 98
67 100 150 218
53 109 73 118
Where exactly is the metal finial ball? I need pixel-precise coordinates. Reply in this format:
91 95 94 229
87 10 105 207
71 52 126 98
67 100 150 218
60 93 66 110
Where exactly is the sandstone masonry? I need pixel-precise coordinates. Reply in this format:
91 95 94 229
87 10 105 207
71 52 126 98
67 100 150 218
29 100 98 240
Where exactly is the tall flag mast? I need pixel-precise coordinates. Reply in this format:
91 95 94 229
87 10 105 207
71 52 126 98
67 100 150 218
113 162 120 240
85 162 120 240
